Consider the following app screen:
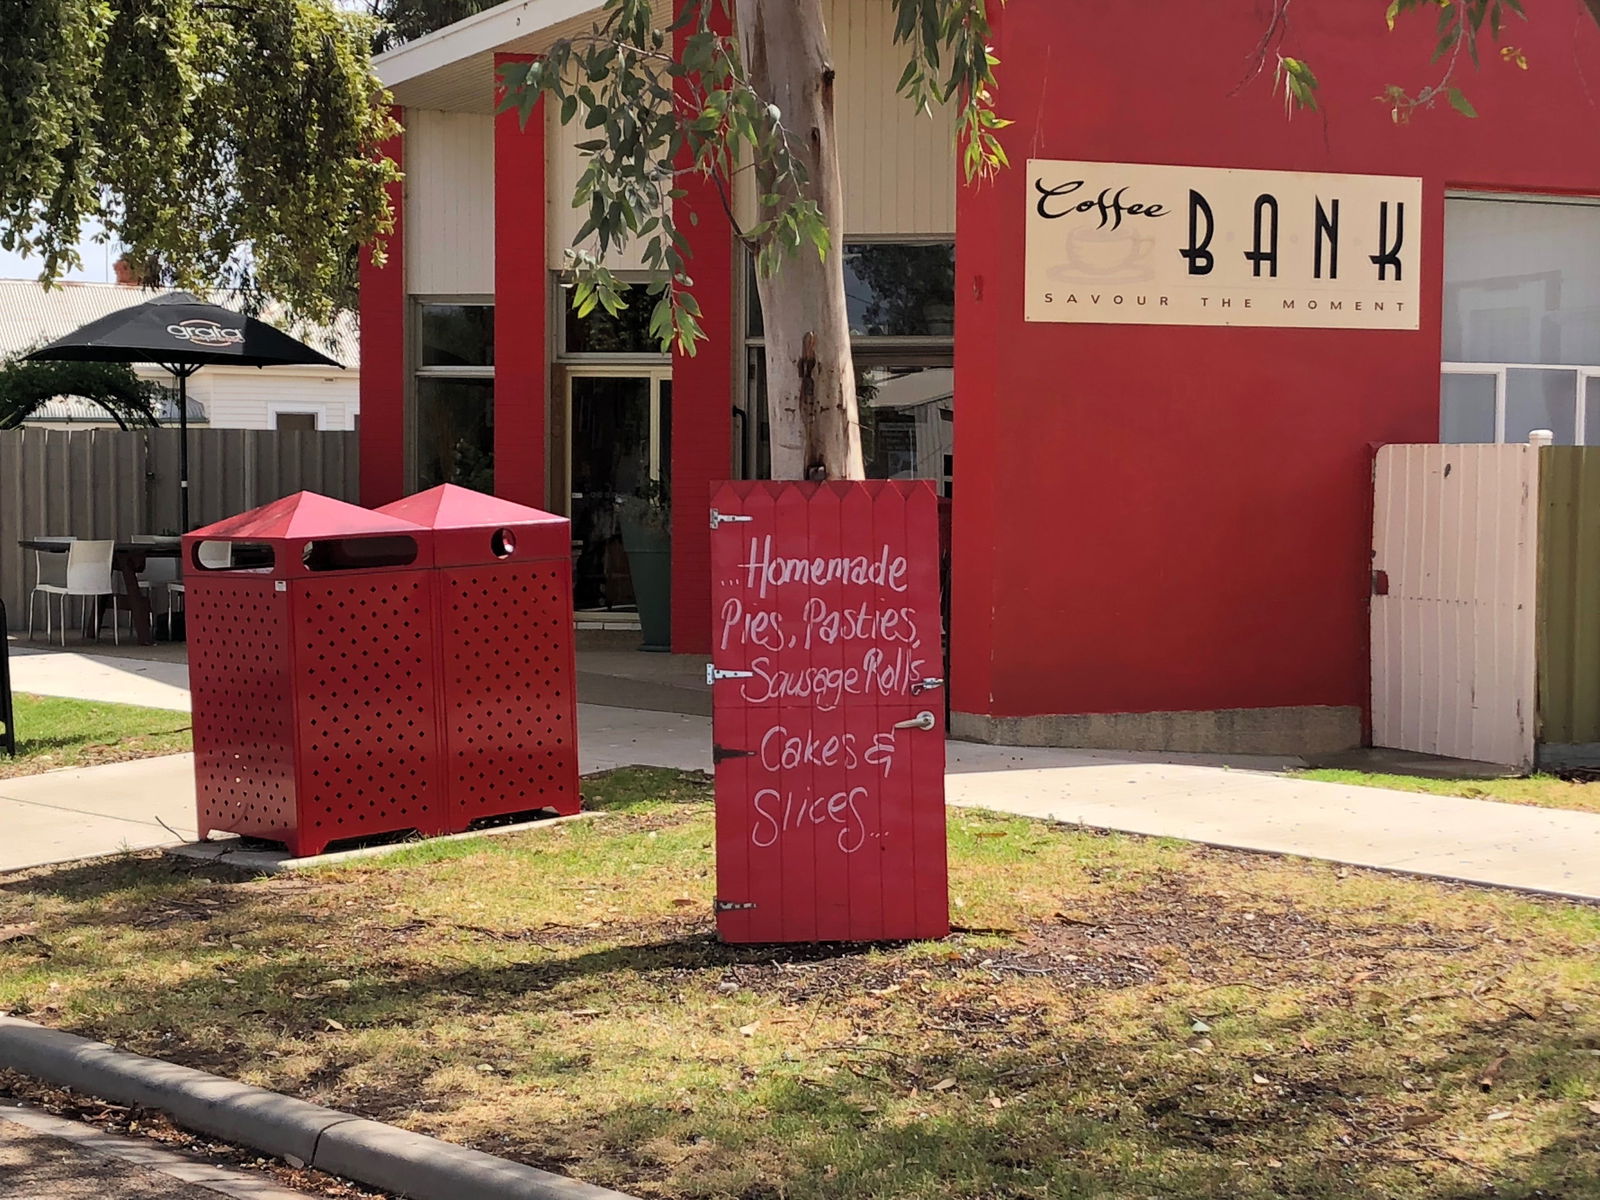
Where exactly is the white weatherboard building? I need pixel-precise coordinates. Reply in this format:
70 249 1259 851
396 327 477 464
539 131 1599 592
0 279 360 430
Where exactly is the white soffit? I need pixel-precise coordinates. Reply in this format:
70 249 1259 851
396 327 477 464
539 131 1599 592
377 0 671 114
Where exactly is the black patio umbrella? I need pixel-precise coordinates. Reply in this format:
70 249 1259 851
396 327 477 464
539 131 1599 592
26 291 343 530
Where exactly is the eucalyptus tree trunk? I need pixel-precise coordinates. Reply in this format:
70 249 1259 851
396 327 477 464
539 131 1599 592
736 0 865 481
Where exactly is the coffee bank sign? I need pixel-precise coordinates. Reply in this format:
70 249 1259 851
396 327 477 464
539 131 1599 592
1025 159 1422 330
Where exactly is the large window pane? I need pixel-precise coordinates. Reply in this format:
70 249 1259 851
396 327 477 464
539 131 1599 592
860 366 954 484
419 305 494 367
416 378 494 491
744 351 952 494
1444 198 1600 365
747 242 956 339
1505 368 1578 445
1440 374 1497 443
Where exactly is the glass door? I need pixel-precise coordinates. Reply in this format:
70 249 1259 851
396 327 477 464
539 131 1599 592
566 370 671 611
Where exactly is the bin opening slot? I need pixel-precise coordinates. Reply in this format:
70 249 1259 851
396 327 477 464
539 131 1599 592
491 528 517 559
192 540 272 572
301 536 419 572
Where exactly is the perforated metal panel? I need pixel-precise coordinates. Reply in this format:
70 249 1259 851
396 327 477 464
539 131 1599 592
291 573 448 854
438 562 580 823
189 577 297 846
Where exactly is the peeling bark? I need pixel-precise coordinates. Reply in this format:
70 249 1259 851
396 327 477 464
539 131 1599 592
736 0 865 481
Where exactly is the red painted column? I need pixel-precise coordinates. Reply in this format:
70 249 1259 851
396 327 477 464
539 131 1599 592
494 54 549 508
359 108 406 507
669 5 735 654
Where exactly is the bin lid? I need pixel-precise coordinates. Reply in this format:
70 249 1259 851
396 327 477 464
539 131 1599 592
187 491 427 543
377 485 569 562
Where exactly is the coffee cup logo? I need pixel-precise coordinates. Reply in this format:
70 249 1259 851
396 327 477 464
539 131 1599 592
1063 225 1156 278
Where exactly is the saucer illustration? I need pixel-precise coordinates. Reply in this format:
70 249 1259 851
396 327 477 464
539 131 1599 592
1046 263 1157 285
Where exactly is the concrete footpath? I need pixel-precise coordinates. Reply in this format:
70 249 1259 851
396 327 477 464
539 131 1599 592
3 646 1598 901
7 648 191 712
0 705 712 872
946 743 1600 902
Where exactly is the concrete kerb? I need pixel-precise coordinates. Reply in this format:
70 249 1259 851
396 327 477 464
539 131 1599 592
166 811 607 874
0 1017 640 1200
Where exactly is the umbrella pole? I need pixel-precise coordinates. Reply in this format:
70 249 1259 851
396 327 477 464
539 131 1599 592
178 371 190 532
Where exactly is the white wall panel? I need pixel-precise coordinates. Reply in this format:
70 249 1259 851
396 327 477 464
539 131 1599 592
733 0 957 237
406 109 496 295
205 370 361 431
1372 444 1539 768
546 105 649 272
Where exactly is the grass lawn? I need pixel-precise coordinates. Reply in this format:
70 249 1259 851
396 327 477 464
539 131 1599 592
0 693 191 780
2 767 1598 1200
1296 768 1600 817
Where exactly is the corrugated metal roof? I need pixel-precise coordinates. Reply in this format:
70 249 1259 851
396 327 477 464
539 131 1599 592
24 391 206 426
0 279 359 368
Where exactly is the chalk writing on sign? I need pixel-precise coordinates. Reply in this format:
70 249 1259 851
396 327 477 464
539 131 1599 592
723 534 932 855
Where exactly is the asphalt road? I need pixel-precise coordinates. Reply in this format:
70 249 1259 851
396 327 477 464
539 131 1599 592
0 1111 323 1200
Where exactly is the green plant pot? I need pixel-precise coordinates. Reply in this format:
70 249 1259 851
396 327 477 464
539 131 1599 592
619 504 672 653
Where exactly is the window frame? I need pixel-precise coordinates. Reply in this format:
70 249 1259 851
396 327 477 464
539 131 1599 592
1440 191 1600 446
268 404 326 433
551 271 673 367
738 237 956 481
410 295 495 492
1440 361 1600 445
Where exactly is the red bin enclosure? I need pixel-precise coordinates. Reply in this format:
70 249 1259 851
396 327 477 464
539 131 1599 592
186 492 446 857
708 481 949 944
378 485 580 827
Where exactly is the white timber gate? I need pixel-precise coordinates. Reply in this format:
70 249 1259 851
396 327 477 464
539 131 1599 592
1371 443 1539 769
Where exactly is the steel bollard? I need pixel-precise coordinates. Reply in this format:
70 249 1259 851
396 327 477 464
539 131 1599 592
0 600 15 756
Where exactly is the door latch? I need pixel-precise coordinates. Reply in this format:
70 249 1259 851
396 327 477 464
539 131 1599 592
894 711 938 732
707 665 756 685
910 677 945 695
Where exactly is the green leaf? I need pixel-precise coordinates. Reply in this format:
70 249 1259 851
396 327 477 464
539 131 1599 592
1447 86 1479 118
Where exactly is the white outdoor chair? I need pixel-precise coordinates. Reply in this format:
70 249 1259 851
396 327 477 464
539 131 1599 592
34 539 120 646
131 535 183 637
26 536 75 640
166 540 232 628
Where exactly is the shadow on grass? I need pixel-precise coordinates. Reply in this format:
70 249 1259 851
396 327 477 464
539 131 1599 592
14 904 1595 1200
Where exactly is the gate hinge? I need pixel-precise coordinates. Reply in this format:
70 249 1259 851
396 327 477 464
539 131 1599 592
707 665 756 685
710 509 754 530
713 744 756 765
714 899 758 912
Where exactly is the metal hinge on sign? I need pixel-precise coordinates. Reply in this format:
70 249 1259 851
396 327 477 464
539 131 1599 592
713 744 755 765
714 899 757 912
707 665 756 685
709 509 753 530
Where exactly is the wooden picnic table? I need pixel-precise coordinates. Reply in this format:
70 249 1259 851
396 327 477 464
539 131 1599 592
18 539 181 647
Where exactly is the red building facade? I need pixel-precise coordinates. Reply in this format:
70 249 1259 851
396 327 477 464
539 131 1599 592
363 0 1600 754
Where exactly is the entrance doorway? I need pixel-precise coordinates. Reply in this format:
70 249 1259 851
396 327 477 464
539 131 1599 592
561 368 672 612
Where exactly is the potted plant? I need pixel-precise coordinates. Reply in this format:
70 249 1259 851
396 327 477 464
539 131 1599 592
617 479 671 652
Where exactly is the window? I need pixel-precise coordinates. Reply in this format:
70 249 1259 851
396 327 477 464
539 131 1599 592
561 284 662 355
414 302 494 491
741 241 955 493
746 242 956 339
273 412 319 433
1442 196 1600 444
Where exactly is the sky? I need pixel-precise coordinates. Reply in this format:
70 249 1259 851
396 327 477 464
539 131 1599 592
0 219 121 284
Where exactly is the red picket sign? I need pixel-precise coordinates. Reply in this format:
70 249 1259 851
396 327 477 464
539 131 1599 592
708 480 949 944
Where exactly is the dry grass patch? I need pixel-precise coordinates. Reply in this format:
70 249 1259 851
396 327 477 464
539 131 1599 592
1 767 1598 1200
